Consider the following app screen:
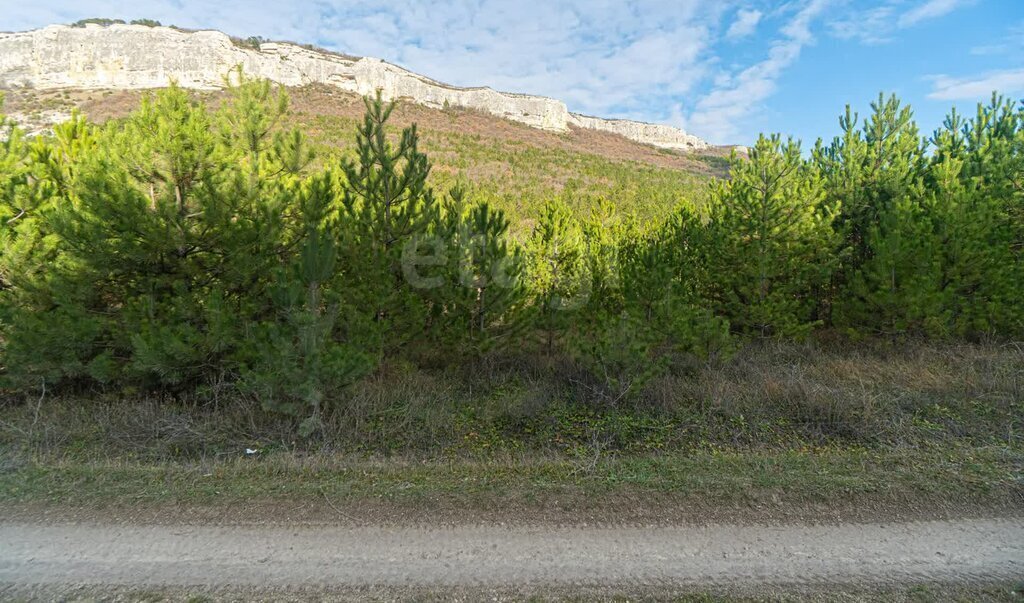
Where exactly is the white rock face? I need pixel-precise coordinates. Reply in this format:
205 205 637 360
0 24 709 150
567 113 707 151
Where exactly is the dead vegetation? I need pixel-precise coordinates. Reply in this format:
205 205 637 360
2 339 1019 462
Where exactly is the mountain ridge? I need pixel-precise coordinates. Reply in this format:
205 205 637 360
0 23 711 151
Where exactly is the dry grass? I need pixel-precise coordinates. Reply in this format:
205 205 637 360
1 340 1020 521
5 85 725 175
1 339 1020 463
649 339 1022 445
285 85 725 174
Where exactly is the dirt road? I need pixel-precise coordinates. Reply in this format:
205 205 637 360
1 518 1021 591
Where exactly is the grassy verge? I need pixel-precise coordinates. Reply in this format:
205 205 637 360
2 446 1020 524
3 447 1020 504
1 340 1021 523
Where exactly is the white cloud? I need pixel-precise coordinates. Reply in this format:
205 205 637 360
829 3 896 44
684 0 830 143
898 0 966 28
970 21 1024 56
726 8 763 40
360 2 719 119
927 68 1024 100
829 0 973 44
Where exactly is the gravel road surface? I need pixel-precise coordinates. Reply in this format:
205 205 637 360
1 519 1021 589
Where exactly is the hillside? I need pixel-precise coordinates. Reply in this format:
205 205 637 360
2 85 733 227
0 23 711 151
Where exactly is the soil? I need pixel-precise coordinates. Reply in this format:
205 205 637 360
1 517 1021 598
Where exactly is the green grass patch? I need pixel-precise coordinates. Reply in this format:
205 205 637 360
3 447 1020 511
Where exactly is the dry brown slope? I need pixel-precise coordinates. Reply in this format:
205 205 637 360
3 85 732 226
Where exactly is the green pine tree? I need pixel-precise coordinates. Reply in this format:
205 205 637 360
338 91 439 358
525 199 591 355
702 135 838 337
425 184 525 354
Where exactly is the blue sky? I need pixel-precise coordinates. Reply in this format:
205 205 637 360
4 0 1023 145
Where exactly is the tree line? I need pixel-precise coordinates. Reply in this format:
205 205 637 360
1 75 1020 431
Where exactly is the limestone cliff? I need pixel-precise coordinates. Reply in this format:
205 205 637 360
0 24 710 151
566 114 707 152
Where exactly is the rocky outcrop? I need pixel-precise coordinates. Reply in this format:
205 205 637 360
567 113 707 151
0 24 709 150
